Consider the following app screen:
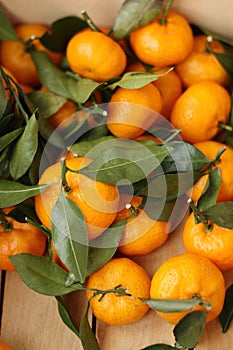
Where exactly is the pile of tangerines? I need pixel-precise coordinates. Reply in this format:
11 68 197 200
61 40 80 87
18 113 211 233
0 1 233 349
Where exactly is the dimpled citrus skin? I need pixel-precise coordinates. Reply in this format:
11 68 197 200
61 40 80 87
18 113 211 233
170 81 231 143
194 140 233 202
35 157 119 240
0 207 47 271
114 196 169 256
86 257 151 326
175 35 230 87
129 11 194 68
0 341 13 350
183 212 233 271
0 24 63 88
150 253 225 324
106 83 162 139
66 30 127 82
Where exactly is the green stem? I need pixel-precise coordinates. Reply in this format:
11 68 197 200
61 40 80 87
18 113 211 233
1 67 29 123
219 122 233 132
60 158 72 193
81 10 102 32
164 129 181 144
85 284 132 301
0 210 12 232
188 200 213 233
160 0 174 25
200 146 226 173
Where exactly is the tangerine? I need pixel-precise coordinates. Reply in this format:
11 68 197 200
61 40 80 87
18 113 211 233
66 30 127 82
35 157 119 240
193 140 233 202
86 257 151 325
114 196 169 256
183 212 233 271
106 83 162 139
0 24 63 88
150 253 225 324
170 81 231 143
0 207 47 271
175 35 230 87
129 11 194 68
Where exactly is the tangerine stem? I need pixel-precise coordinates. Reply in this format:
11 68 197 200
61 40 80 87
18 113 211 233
0 210 12 232
160 0 174 25
85 284 132 302
60 158 72 193
81 10 102 32
218 122 233 132
188 199 213 233
1 67 29 123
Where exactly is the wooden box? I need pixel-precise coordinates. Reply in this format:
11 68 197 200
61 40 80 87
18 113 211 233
0 1 232 349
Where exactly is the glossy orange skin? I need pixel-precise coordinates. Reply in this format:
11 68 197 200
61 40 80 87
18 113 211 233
170 81 231 143
35 157 119 240
126 62 183 119
86 257 151 325
153 69 183 119
130 11 194 68
150 253 225 324
194 140 233 202
0 207 47 271
183 212 233 271
106 83 162 139
114 196 169 256
66 30 127 82
0 24 63 88
176 35 230 87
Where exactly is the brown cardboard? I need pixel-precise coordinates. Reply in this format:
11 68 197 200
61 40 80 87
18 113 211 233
0 0 233 40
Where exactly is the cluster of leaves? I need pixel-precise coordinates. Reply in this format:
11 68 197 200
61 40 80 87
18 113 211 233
0 0 233 349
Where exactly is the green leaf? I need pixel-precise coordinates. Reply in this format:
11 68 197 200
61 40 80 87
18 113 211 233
51 192 88 283
0 180 51 207
0 147 10 179
69 136 115 156
72 75 101 104
173 311 207 348
28 90 67 118
56 296 80 337
113 0 164 40
137 171 200 201
0 127 24 152
9 254 83 296
31 51 101 103
30 51 79 101
0 8 21 41
10 114 38 180
40 16 87 52
161 141 210 173
141 298 211 313
203 201 233 228
87 220 125 276
213 50 233 80
141 344 177 350
78 139 170 184
108 69 172 90
219 283 233 333
37 112 66 148
197 168 221 211
79 303 100 350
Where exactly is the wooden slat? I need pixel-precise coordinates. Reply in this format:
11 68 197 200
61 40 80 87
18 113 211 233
96 217 233 349
0 272 83 349
0 216 232 349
